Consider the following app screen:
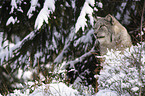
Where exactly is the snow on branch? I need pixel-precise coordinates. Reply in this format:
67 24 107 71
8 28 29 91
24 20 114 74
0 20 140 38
6 16 17 26
75 0 95 33
0 31 36 64
63 39 99 69
27 0 39 18
34 0 55 30
10 0 17 14
10 0 23 14
74 29 94 47
54 28 75 63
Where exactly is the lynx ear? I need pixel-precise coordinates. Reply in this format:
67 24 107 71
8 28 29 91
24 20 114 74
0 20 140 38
105 14 115 25
94 17 98 22
94 16 103 23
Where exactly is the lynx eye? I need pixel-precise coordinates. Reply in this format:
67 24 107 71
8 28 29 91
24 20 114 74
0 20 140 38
100 25 107 29
97 36 105 38
100 25 105 28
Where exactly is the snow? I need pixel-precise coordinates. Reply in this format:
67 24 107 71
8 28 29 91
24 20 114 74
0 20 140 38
34 0 55 30
22 70 33 80
0 31 36 64
0 33 3 47
65 2 70 7
74 29 94 47
8 82 79 96
9 89 30 96
10 0 17 14
116 12 121 20
71 0 75 9
30 82 79 96
97 2 103 8
131 87 139 92
75 0 94 33
123 10 131 24
95 90 118 96
86 0 95 6
27 0 38 18
10 0 24 14
97 43 145 95
120 3 127 12
4 42 145 96
6 16 17 25
54 29 75 63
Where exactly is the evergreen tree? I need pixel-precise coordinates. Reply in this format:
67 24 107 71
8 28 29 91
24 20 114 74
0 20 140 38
0 0 144 95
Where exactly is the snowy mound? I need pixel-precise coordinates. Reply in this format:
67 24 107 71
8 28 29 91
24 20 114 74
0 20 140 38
29 82 79 96
95 90 118 96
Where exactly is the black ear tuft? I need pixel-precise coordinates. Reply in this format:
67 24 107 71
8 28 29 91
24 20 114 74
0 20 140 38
110 34 112 42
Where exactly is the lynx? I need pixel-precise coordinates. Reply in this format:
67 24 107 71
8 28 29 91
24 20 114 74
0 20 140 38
94 14 132 55
94 14 132 92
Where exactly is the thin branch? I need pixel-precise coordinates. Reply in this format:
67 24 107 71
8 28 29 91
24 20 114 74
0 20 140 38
62 39 99 69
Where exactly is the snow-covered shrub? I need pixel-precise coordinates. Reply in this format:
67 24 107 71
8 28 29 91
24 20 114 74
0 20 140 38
97 42 145 96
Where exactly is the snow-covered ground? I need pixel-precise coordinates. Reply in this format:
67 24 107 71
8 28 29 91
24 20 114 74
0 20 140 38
1 42 144 96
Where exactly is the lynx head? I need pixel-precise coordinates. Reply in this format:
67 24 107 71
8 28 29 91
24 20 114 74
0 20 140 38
94 14 132 55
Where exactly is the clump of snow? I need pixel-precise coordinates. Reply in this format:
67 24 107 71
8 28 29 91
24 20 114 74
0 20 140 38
10 0 17 13
6 16 17 25
75 1 103 33
86 0 95 6
75 0 95 33
34 0 55 30
97 2 103 8
97 42 145 95
71 0 75 9
27 0 39 18
10 0 24 14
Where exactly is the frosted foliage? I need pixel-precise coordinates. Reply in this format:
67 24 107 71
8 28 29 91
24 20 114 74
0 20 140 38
75 0 94 33
34 0 55 30
98 43 145 96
